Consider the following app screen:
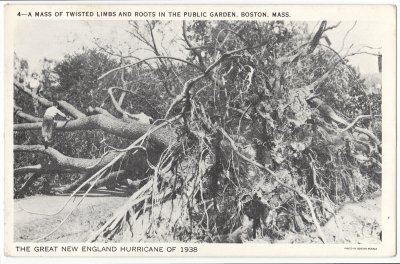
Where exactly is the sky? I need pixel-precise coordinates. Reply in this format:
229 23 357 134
13 20 382 75
14 20 184 73
308 21 382 74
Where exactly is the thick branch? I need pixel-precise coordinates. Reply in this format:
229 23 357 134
307 97 381 145
14 164 79 176
108 87 160 120
308 21 327 54
57 101 86 118
274 21 339 69
108 87 131 120
14 83 86 118
14 114 176 149
14 107 42 122
165 75 203 117
87 106 117 119
14 145 120 172
14 83 53 106
340 114 381 133
53 170 128 193
92 170 128 188
14 164 47 175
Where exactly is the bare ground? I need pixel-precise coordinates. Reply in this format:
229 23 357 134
13 190 382 243
321 192 382 244
14 188 129 242
273 192 382 244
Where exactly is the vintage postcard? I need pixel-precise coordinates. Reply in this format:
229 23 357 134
3 3 397 258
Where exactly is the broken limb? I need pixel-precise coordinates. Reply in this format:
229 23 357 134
14 106 42 122
14 145 121 172
307 97 381 146
108 87 161 117
340 114 382 133
87 106 117 119
14 114 176 150
14 83 86 118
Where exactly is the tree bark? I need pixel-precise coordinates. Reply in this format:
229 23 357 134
87 106 117 119
14 114 176 150
307 97 381 145
14 83 86 118
14 108 42 122
14 145 121 172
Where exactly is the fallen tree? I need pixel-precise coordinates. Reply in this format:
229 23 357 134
13 20 382 243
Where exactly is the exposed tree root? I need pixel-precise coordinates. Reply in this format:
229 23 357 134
218 127 328 243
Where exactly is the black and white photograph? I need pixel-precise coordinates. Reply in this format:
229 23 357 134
3 3 396 258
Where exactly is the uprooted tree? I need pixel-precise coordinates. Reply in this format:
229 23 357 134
14 20 382 243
